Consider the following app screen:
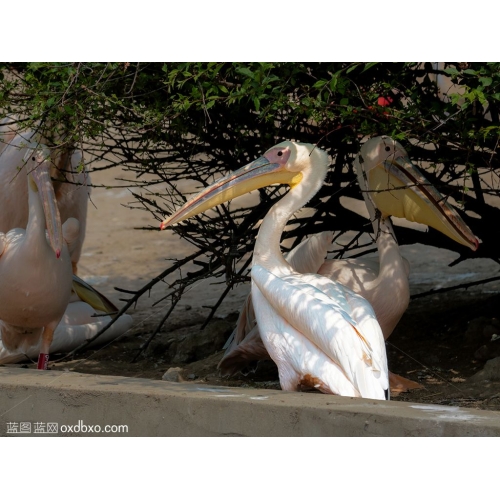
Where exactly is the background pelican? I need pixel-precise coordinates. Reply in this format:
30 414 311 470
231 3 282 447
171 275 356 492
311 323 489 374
0 118 133 368
219 136 478 391
0 117 89 273
162 141 389 400
0 144 74 369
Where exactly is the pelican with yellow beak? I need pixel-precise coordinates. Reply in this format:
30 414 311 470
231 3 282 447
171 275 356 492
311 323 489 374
218 137 478 391
162 141 390 399
322 135 478 337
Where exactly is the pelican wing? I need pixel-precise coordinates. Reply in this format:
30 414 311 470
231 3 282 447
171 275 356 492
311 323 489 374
296 271 388 372
218 323 270 376
252 264 389 399
251 285 360 397
286 231 333 275
223 294 255 350
222 231 332 356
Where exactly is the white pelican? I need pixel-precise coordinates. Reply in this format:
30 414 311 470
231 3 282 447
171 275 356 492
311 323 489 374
218 137 479 391
0 118 89 273
0 144 75 369
162 141 390 400
0 120 133 367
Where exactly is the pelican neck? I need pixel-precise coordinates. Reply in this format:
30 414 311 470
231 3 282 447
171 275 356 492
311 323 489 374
252 166 326 274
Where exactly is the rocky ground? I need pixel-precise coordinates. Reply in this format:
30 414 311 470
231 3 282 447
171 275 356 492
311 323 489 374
47 288 500 412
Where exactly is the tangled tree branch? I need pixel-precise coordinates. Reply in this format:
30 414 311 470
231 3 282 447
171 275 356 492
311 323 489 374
2 62 499 357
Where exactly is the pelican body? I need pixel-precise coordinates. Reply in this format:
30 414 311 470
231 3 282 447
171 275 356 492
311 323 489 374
0 119 134 367
0 271 135 366
219 137 478 386
0 144 75 368
162 141 390 400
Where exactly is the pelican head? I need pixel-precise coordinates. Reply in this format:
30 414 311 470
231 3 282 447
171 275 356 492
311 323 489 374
24 144 63 258
357 136 479 251
160 141 327 230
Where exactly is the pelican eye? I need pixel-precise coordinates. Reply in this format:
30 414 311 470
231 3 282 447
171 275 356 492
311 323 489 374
32 156 36 161
277 151 283 157
385 146 390 152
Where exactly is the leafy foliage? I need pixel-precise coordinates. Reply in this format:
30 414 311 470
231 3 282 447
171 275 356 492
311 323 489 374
1 62 499 346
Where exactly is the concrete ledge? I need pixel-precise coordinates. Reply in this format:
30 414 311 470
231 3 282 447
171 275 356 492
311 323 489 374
1 367 499 436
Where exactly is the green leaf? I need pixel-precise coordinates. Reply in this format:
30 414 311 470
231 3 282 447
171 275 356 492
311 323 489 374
362 62 378 73
444 67 459 76
236 67 255 79
313 80 327 89
479 77 492 87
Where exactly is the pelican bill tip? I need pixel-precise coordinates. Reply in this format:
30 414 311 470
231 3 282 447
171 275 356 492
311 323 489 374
161 212 183 230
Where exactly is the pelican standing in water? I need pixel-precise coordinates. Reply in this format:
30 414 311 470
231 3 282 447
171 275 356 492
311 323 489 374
218 137 478 391
162 141 389 400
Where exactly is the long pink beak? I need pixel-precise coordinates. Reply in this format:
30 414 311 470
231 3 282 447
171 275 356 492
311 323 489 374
28 148 63 257
160 148 298 230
